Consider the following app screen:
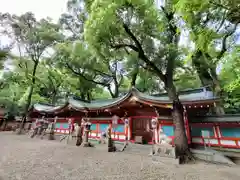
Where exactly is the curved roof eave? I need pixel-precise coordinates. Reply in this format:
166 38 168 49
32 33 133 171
33 103 69 113
68 90 134 110
31 87 219 113
134 89 220 104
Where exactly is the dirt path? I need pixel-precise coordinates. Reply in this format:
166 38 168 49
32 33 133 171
0 132 239 180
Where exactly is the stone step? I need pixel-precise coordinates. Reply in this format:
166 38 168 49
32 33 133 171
190 148 236 165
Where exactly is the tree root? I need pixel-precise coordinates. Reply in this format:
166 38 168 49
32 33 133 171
179 150 196 164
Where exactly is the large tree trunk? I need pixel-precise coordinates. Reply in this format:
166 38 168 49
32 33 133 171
51 91 57 105
209 68 225 115
167 85 193 164
17 61 38 134
130 64 139 87
87 91 92 101
131 71 138 87
0 119 3 129
192 51 225 115
2 120 8 131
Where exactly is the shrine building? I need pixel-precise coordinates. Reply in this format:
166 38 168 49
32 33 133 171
28 87 240 149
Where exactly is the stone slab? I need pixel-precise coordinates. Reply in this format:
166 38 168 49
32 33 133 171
190 148 236 165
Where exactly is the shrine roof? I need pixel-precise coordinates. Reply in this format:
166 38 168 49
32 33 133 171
32 86 219 113
33 103 67 113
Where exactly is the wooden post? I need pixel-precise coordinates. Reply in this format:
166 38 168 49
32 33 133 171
183 106 191 144
76 123 83 146
107 126 116 152
48 117 57 140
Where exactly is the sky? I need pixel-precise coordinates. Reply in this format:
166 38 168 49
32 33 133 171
0 0 68 22
0 0 69 71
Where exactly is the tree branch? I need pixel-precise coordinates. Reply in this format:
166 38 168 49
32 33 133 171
217 22 239 59
110 43 139 52
216 10 227 32
112 23 167 83
65 62 109 86
91 68 112 77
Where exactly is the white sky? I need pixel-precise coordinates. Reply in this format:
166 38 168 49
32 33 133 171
0 0 69 71
0 0 68 22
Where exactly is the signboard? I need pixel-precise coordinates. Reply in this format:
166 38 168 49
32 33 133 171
201 130 210 149
201 130 210 138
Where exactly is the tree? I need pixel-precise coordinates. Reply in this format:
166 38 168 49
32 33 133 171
220 46 240 113
59 0 87 40
0 46 9 67
0 12 63 133
54 41 124 98
84 0 193 162
0 72 25 129
35 61 69 105
175 0 240 114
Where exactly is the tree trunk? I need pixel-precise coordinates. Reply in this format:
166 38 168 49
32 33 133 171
51 92 57 105
130 69 138 87
192 50 225 115
87 91 92 101
80 93 85 100
113 77 119 98
192 51 213 86
17 61 38 134
166 86 193 164
209 68 225 115
0 119 3 129
107 86 118 98
2 120 8 131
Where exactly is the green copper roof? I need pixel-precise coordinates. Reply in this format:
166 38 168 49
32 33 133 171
32 87 218 113
33 104 66 113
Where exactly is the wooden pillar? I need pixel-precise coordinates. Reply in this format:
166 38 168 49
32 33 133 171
183 106 191 144
214 125 222 147
128 117 132 141
124 123 128 141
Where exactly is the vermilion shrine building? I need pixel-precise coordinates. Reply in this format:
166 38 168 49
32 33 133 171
29 87 240 149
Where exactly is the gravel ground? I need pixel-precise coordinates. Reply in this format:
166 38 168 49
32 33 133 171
0 132 240 180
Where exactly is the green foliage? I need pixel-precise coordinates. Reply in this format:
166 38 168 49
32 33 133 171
220 46 240 113
0 0 239 117
174 71 201 91
84 0 160 54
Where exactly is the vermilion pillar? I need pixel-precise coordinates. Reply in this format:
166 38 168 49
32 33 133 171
183 106 191 144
